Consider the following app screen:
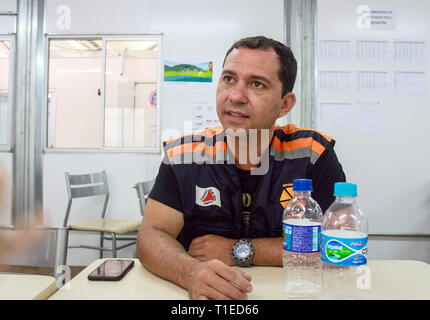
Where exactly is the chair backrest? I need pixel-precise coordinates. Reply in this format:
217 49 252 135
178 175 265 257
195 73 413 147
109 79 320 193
133 179 155 216
63 170 109 227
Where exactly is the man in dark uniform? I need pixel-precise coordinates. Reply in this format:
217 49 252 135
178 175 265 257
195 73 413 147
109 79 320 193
137 36 345 300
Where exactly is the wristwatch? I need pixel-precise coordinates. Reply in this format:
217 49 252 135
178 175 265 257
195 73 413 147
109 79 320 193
231 238 254 267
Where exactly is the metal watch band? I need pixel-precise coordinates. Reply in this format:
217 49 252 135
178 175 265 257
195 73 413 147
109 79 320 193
231 238 254 267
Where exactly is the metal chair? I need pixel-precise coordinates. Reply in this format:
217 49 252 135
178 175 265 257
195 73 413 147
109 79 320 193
62 170 141 262
133 179 155 216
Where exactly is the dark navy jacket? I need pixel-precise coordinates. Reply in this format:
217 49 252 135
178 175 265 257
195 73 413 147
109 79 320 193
152 124 345 250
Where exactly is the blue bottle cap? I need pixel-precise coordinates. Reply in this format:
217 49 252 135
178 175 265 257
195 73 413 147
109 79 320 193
334 182 357 197
293 179 313 192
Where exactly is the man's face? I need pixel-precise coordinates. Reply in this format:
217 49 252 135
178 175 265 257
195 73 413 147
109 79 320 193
216 47 295 133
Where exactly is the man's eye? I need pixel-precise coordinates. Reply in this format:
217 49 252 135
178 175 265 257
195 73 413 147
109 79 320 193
224 76 233 82
253 81 264 88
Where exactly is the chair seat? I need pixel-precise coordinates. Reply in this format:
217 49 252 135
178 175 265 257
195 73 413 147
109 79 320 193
69 218 142 234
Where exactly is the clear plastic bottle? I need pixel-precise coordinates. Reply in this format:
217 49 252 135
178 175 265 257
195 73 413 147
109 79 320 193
282 179 323 299
321 182 369 300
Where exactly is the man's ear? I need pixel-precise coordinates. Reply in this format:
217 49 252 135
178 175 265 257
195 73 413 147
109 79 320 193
278 92 296 118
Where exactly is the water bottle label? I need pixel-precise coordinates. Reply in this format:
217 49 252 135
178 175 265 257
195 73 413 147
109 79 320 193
282 222 321 253
321 233 368 266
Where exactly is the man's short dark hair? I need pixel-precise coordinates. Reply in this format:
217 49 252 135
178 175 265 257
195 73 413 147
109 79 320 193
223 36 297 97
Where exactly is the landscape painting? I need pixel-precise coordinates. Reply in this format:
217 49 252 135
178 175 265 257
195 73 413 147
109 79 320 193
164 60 213 82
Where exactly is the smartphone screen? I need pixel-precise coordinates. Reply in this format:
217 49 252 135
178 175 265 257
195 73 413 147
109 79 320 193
87 259 134 281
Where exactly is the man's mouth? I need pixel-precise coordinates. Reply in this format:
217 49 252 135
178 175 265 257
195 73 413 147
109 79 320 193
225 110 248 118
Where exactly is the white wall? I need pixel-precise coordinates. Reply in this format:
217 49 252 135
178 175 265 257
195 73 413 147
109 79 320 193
0 16 15 34
0 0 16 12
0 0 16 33
43 0 285 266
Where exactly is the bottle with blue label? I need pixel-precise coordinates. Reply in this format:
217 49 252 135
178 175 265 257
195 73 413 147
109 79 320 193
282 179 323 299
321 182 369 299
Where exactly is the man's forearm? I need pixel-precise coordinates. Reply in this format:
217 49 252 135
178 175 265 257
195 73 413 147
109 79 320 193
251 237 283 267
137 227 253 300
137 227 199 290
189 235 283 267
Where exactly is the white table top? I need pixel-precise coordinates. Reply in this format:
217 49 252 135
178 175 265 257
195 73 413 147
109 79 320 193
0 273 58 300
50 259 430 300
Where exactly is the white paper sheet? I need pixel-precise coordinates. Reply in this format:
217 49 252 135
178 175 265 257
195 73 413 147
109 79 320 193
191 100 220 132
357 6 396 31
393 41 425 63
319 40 353 61
356 71 389 92
369 7 396 30
191 103 206 132
318 102 353 127
393 71 426 94
164 81 213 94
204 104 221 128
356 40 389 62
319 71 352 92
356 101 381 135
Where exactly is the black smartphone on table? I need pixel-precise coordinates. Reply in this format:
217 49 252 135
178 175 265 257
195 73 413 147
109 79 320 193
87 259 134 281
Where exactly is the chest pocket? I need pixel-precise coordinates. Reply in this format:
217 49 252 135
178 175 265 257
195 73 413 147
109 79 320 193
187 185 239 237
191 190 235 225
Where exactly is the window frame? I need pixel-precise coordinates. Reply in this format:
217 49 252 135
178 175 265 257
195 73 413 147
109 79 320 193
0 35 15 152
43 34 162 154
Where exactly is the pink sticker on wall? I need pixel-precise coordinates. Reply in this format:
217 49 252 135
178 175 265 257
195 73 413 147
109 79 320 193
149 89 157 109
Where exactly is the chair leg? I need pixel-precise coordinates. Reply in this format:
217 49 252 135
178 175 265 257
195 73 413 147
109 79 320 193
54 227 69 281
111 232 117 258
99 232 104 259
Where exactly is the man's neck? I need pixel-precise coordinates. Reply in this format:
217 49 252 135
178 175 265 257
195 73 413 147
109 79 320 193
225 128 275 170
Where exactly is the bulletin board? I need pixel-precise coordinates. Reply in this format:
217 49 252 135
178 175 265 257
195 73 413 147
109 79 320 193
316 0 430 235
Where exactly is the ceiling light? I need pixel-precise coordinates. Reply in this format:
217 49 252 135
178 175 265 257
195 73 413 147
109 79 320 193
66 40 89 51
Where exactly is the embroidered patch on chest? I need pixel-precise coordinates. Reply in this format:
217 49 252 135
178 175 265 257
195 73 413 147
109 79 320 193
195 186 221 207
280 183 294 209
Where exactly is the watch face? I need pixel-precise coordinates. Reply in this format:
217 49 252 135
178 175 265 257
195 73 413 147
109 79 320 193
234 243 250 259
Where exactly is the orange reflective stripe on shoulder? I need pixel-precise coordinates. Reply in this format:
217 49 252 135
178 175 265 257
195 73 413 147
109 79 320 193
167 140 227 158
275 124 333 143
272 136 326 156
164 126 224 147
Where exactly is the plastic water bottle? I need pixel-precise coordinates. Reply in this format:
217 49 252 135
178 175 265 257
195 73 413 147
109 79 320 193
321 182 369 299
282 179 323 299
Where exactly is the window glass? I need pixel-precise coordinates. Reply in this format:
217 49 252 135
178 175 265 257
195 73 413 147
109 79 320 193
104 40 158 148
0 40 9 146
47 39 103 148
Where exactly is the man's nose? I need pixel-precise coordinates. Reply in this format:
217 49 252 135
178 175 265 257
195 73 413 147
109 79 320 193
229 81 248 104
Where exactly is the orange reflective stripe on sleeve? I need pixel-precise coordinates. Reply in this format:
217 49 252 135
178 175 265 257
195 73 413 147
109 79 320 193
272 136 326 156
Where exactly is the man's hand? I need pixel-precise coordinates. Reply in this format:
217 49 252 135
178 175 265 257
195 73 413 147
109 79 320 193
188 234 236 266
185 259 252 300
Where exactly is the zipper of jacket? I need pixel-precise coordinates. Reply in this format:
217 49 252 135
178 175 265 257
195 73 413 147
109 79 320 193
232 166 246 237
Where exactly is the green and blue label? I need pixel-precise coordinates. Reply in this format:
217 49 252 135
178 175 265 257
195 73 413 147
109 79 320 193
321 234 368 266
